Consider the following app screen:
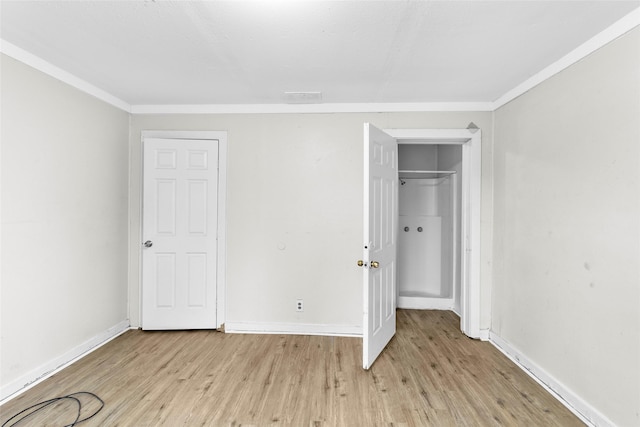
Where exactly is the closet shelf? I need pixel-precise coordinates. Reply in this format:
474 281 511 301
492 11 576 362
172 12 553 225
399 170 457 179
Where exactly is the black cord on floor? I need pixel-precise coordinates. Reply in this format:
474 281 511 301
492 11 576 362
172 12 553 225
1 391 104 427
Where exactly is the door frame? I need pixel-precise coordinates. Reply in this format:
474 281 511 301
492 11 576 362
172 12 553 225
384 128 482 339
140 130 227 329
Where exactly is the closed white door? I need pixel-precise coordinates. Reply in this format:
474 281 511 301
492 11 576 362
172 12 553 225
362 124 398 369
142 138 218 330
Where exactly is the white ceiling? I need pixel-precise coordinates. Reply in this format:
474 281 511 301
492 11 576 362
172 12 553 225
1 1 639 106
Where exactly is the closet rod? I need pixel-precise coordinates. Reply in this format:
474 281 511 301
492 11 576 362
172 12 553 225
398 169 457 174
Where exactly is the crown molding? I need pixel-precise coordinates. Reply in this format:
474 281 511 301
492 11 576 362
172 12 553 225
493 7 640 110
130 102 493 114
0 40 131 112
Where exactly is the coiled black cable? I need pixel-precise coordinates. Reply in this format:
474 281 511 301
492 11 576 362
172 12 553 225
1 391 104 427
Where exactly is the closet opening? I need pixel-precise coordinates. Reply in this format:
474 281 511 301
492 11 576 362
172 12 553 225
397 144 463 314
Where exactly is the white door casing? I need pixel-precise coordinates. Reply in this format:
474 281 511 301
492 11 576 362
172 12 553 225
142 137 219 330
384 128 482 339
363 123 398 369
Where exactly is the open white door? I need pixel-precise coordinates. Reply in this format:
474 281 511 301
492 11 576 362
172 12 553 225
362 124 398 369
142 138 219 330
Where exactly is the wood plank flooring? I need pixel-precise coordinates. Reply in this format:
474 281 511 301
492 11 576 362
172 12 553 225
0 310 584 426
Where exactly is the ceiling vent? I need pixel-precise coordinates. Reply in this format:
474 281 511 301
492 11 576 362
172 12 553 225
284 92 323 104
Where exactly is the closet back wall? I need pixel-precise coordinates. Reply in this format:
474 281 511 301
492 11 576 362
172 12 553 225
128 113 493 334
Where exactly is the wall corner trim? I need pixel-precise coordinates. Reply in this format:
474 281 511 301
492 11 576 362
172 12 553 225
0 39 131 112
492 8 640 110
489 331 615 427
0 319 131 405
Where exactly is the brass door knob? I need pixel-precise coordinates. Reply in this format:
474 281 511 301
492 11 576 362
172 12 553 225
370 261 380 268
357 260 364 267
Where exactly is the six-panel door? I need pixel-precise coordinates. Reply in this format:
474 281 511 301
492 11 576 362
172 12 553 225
363 124 398 369
142 138 219 330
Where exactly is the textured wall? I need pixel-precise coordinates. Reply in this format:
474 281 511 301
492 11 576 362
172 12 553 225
128 112 493 332
492 28 640 426
1 55 130 396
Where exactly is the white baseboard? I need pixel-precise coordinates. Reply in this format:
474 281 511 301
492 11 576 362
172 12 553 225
0 319 131 404
225 321 362 337
478 328 490 341
489 332 614 427
398 296 454 310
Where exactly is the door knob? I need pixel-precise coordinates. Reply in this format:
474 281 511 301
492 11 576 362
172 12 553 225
144 240 153 248
370 261 380 268
357 260 365 267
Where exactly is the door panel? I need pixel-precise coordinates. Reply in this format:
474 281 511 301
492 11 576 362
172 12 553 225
363 124 398 369
142 138 218 330
188 180 208 234
156 253 176 307
156 179 176 234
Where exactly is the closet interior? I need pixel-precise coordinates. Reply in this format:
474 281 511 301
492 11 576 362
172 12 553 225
397 143 462 313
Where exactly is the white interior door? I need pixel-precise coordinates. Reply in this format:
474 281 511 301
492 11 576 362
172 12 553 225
363 123 398 369
142 138 218 330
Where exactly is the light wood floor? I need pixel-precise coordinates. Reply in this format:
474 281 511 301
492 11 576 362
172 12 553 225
0 310 583 426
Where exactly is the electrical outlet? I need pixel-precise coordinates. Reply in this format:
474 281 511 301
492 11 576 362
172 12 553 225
296 299 304 312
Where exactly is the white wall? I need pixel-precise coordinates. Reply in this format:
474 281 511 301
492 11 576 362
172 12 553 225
492 27 640 426
398 144 438 170
0 55 130 398
129 112 493 333
438 145 463 313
